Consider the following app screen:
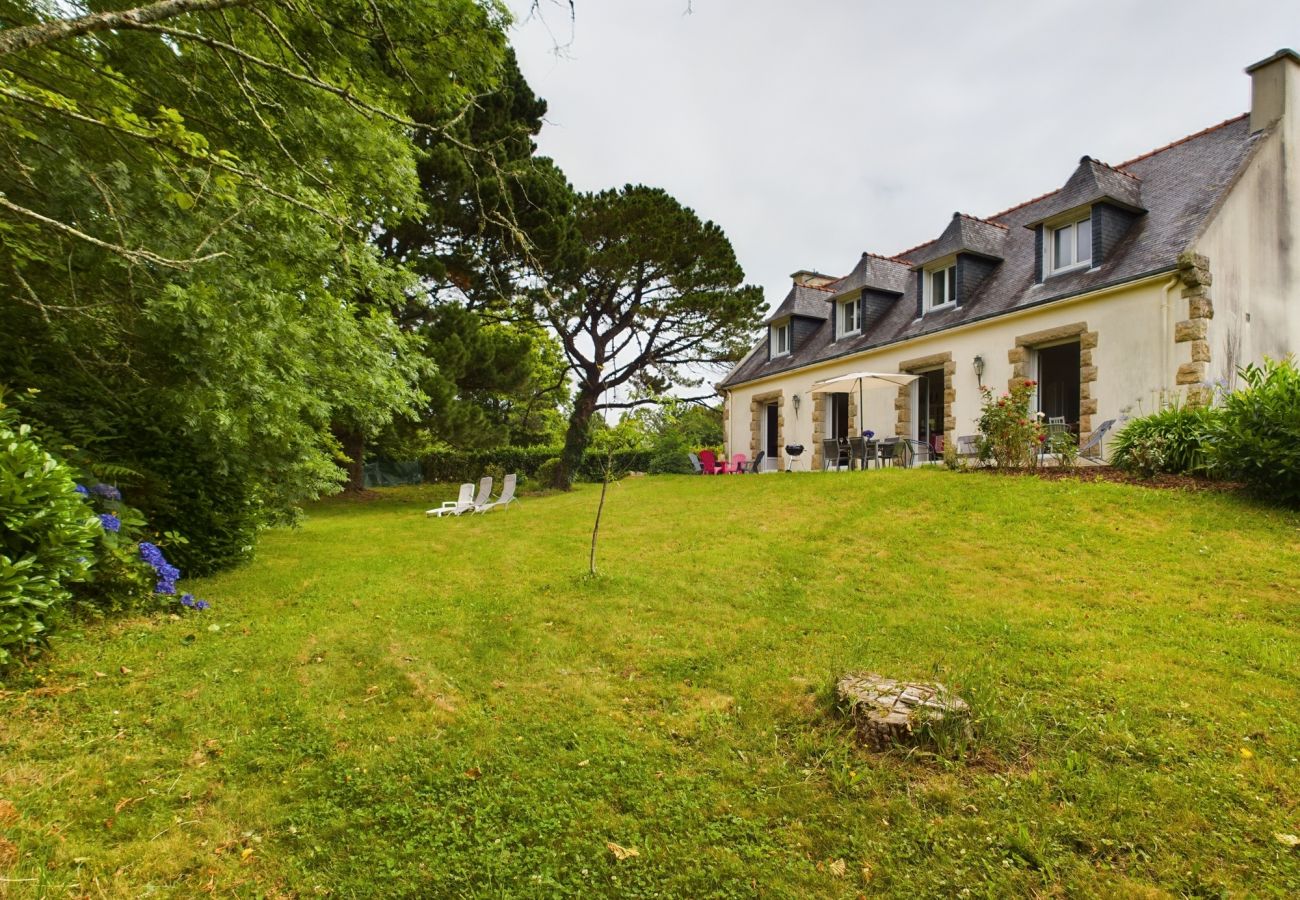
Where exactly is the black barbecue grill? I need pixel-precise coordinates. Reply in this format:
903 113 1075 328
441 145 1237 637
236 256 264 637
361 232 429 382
784 444 805 471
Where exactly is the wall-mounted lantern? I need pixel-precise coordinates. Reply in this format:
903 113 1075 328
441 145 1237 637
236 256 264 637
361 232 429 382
791 392 801 416
972 354 985 388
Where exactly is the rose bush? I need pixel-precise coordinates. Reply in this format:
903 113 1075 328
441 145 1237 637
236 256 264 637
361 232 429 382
976 380 1045 469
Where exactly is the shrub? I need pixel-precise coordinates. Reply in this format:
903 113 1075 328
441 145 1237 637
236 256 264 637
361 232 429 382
1115 431 1167 477
1111 403 1218 477
422 447 560 483
481 462 507 488
574 449 654 481
422 446 656 485
535 457 562 489
67 485 163 618
0 403 99 665
648 451 695 475
942 440 962 471
1047 429 1079 470
975 381 1045 469
1212 358 1300 505
133 436 266 577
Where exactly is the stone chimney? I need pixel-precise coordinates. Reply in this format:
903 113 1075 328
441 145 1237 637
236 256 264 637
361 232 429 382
790 269 837 288
1247 48 1300 133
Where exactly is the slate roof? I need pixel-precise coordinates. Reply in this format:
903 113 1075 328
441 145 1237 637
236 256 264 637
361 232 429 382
763 281 833 323
722 114 1260 389
824 253 911 299
908 213 1009 267
1028 156 1145 222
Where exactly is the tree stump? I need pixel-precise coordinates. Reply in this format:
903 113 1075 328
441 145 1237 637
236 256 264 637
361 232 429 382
835 673 971 750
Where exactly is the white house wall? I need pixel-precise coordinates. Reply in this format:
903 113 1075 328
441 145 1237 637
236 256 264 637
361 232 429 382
724 276 1179 468
1193 96 1300 384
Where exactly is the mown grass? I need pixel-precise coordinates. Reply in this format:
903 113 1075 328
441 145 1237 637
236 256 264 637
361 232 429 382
3 470 1300 897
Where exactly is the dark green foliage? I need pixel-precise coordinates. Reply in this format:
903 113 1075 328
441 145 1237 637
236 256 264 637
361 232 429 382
648 451 696 475
422 447 560 483
377 48 579 314
0 0 521 569
0 402 98 664
628 401 724 461
368 47 574 465
421 447 655 484
1211 358 1300 505
385 306 568 454
133 445 264 577
1111 403 1219 477
535 458 562 490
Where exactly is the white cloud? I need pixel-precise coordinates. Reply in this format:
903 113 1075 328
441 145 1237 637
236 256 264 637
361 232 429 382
508 0 1295 318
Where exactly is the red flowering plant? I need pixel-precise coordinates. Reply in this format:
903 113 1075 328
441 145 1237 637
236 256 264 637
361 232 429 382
976 380 1046 468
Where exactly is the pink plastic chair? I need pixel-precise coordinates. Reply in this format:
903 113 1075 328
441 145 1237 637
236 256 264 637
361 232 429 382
727 453 746 474
698 449 722 475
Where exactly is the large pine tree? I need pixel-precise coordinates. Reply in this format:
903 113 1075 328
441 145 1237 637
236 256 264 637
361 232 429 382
534 185 765 488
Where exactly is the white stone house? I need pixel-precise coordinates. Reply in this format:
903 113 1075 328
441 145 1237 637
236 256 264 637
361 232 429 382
720 50 1300 471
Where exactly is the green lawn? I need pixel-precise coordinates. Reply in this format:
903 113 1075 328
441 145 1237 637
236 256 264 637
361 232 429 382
4 471 1300 897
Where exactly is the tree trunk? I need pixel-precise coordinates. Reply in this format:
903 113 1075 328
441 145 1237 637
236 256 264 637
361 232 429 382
556 386 599 489
589 467 609 575
333 425 367 493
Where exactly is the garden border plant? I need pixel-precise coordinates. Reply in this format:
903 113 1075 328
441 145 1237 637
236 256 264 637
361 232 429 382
1211 357 1300 506
975 380 1046 469
1 395 212 669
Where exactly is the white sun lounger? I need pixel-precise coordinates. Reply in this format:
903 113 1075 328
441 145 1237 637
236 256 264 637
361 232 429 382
473 473 517 514
426 482 474 517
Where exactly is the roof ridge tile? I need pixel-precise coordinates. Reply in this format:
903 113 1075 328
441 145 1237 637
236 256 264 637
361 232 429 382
955 212 1009 229
1084 155 1142 182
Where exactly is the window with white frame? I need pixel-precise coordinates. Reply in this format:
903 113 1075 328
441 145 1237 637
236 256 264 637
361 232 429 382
838 298 860 337
771 321 791 357
925 264 957 311
1048 214 1092 274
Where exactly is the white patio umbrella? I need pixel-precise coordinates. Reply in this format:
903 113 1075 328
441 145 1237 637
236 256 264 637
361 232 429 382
809 371 921 434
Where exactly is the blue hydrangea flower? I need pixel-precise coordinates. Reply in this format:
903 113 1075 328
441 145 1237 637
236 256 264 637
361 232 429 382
74 484 89 496
179 593 210 611
99 513 121 533
90 483 122 501
138 541 180 594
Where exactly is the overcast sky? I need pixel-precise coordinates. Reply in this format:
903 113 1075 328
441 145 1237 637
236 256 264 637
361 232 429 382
507 0 1295 319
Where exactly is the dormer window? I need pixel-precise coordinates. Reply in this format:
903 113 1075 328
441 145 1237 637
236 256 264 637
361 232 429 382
925 263 957 312
771 321 791 357
838 298 860 338
1048 214 1092 274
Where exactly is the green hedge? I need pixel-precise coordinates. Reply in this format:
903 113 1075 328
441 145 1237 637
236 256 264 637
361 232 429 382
420 447 656 483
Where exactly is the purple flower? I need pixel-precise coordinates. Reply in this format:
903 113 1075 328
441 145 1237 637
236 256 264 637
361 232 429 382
139 541 180 594
99 513 121 533
75 484 89 496
90 483 121 501
195 600 210 611
180 593 210 611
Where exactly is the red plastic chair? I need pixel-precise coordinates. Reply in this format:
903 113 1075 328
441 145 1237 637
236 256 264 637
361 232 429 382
698 449 722 475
